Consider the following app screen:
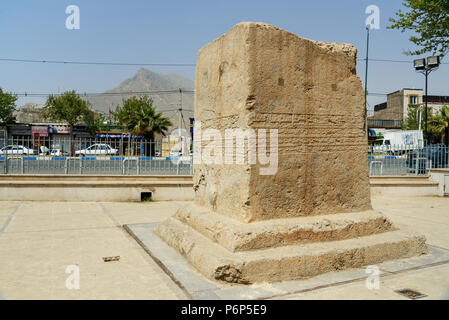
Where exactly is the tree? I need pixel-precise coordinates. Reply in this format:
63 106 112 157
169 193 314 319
389 0 449 57
111 96 172 140
403 104 449 143
402 104 421 130
85 111 108 135
427 106 449 143
111 96 172 155
43 91 98 154
43 91 93 129
0 88 17 125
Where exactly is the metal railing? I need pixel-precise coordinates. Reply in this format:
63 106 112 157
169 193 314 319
368 143 449 176
0 136 192 175
1 137 447 177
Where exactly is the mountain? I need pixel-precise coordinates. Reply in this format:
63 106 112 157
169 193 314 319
87 68 194 129
14 103 46 123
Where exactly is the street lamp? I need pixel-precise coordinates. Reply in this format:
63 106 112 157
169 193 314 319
413 56 441 143
363 24 370 135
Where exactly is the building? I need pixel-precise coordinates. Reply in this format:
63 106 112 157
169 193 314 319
368 88 449 129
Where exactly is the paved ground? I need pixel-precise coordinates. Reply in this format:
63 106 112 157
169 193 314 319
0 201 190 299
0 195 448 300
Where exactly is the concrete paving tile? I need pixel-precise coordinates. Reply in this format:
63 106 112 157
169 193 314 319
0 202 20 216
15 202 102 216
275 280 410 300
100 201 191 225
216 268 373 300
0 215 10 230
0 220 187 299
379 263 449 300
125 223 219 295
5 210 114 232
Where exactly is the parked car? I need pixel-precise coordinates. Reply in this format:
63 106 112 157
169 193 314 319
406 144 448 173
39 147 66 156
169 150 182 157
75 144 118 156
49 149 69 156
0 145 35 155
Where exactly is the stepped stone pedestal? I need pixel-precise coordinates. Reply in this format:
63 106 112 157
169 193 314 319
155 22 427 284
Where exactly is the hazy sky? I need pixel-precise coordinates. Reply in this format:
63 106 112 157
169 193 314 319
0 0 447 111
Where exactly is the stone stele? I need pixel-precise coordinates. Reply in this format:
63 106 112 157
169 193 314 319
155 22 427 284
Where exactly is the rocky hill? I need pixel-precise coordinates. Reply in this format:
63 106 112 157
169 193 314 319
87 68 194 128
14 103 46 123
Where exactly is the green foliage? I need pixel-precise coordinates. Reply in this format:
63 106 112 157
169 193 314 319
110 96 172 141
428 106 449 142
0 88 17 125
403 104 449 142
402 104 420 130
43 91 95 130
389 0 449 57
85 112 108 135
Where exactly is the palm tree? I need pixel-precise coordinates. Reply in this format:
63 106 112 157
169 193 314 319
111 96 172 155
428 106 449 143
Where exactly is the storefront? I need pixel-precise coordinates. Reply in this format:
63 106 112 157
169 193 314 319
7 124 32 147
31 125 50 153
48 124 71 154
96 132 145 156
0 126 7 147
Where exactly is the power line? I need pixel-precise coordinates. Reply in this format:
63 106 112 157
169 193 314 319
0 58 195 67
11 90 444 99
357 58 448 65
13 90 195 97
1 57 447 66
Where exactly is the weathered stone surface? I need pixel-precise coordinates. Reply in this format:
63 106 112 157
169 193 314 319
173 203 395 252
155 217 427 284
155 22 428 284
193 22 371 222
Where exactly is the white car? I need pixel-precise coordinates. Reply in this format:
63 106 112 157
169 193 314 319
75 144 118 156
49 149 69 156
170 150 183 157
0 145 35 155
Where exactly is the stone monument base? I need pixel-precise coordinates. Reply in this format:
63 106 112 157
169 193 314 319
155 204 427 284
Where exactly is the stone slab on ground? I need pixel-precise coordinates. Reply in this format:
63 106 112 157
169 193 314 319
125 222 446 300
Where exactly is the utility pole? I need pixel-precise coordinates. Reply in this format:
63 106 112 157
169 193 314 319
178 88 182 138
364 24 370 135
178 88 184 155
424 69 428 141
413 56 440 144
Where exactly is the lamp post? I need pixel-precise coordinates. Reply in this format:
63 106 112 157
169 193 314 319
364 24 370 134
413 56 441 143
